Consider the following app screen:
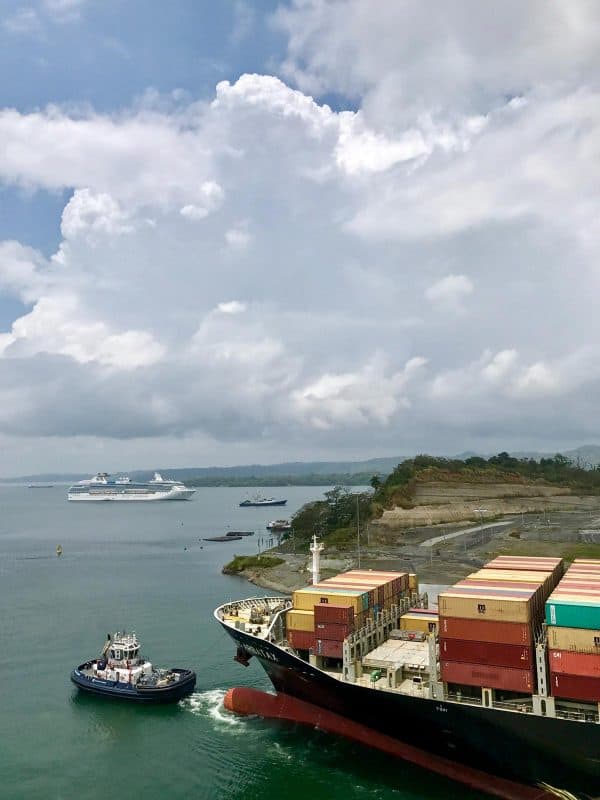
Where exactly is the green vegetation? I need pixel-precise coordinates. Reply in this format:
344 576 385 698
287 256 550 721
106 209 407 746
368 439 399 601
287 452 600 552
186 472 375 487
222 554 284 574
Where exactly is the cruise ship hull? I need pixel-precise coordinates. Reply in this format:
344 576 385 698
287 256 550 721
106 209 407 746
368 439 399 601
67 488 195 501
219 621 600 798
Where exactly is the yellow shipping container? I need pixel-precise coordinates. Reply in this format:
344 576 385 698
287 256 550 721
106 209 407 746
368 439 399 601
292 588 365 614
286 609 315 632
547 625 600 654
408 573 418 592
438 591 534 623
400 612 438 634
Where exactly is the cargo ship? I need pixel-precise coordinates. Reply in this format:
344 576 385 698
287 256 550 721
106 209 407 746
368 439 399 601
215 542 600 799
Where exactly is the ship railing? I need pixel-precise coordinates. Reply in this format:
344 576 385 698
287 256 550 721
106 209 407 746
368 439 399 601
555 708 599 723
446 692 482 707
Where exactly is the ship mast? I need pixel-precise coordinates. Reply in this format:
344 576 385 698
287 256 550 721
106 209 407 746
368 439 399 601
310 534 324 585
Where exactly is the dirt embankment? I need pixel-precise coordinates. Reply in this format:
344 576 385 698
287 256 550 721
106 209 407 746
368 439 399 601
373 481 578 530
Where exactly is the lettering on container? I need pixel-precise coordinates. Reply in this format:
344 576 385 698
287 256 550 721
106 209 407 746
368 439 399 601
477 604 486 614
550 605 557 625
594 636 600 647
320 597 328 604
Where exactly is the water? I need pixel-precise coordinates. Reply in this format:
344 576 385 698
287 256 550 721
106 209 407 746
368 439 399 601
0 485 482 800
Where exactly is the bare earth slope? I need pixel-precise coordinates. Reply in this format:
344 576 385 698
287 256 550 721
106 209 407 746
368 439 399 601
373 480 575 530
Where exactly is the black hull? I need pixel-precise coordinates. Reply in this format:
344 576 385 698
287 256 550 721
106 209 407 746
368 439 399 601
220 623 600 798
71 667 196 703
239 501 287 507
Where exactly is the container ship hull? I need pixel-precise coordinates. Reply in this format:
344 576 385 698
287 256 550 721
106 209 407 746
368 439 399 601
220 621 600 798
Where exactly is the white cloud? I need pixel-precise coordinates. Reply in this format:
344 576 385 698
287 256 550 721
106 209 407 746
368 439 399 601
61 189 134 242
3 8 41 35
217 301 246 315
2 4 600 470
425 274 474 313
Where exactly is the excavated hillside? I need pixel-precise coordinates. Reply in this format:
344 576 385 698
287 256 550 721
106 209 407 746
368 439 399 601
372 476 578 531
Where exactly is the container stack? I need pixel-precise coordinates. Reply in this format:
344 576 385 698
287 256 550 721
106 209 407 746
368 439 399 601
439 556 562 694
400 608 438 635
287 569 409 656
546 559 600 702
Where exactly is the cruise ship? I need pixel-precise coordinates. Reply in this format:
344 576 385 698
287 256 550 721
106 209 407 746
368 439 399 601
216 543 600 799
67 472 195 501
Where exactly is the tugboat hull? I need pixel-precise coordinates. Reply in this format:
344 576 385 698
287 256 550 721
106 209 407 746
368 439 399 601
71 664 196 703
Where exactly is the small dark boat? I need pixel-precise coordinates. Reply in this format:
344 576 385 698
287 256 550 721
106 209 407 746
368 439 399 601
239 493 287 507
71 631 196 703
203 535 243 542
226 531 254 537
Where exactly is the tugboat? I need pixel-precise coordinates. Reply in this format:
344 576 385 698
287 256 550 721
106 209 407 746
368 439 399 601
71 631 196 703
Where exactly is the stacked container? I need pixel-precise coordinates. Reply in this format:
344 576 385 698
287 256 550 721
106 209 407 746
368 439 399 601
287 569 409 658
400 608 438 635
439 556 561 694
546 559 600 702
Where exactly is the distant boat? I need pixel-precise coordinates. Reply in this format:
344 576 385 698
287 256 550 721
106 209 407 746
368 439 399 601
239 493 287 507
29 484 54 488
67 472 195 502
266 519 292 531
226 531 255 537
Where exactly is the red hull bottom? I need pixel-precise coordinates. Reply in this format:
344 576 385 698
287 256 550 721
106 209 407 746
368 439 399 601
224 687 556 800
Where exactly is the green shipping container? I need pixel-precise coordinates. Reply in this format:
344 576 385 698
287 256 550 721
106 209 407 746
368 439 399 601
546 599 600 629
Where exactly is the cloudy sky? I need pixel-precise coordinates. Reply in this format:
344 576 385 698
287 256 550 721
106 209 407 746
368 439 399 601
1 0 599 476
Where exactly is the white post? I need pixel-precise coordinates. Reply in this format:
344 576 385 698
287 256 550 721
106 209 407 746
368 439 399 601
310 534 324 585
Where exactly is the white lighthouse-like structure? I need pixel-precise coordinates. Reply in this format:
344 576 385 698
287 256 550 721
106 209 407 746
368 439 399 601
309 534 324 585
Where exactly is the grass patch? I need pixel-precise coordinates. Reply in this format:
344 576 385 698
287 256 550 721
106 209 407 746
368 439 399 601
222 554 285 574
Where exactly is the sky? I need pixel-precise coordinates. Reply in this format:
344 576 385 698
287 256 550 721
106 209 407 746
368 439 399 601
1 0 600 476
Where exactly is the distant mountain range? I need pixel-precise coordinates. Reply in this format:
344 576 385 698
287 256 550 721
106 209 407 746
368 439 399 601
4 445 600 484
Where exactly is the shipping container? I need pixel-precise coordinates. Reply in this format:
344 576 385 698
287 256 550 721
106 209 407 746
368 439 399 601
287 629 315 650
293 587 365 614
440 616 533 645
315 639 344 659
314 621 352 640
286 609 315 632
408 573 418 592
400 612 438 635
470 569 552 595
439 586 536 623
547 625 600 654
550 671 600 702
440 638 533 669
313 603 354 625
441 660 535 693
548 649 600 677
546 598 600 629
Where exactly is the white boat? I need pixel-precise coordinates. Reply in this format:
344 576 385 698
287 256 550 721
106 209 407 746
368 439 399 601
67 472 195 502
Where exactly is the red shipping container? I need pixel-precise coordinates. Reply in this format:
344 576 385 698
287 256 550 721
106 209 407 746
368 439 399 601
441 661 535 693
440 616 532 645
550 671 600 702
314 603 354 625
548 649 600 677
316 639 344 659
314 621 352 640
288 630 315 650
440 638 533 669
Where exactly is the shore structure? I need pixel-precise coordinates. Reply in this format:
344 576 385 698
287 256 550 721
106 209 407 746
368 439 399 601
216 542 600 799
